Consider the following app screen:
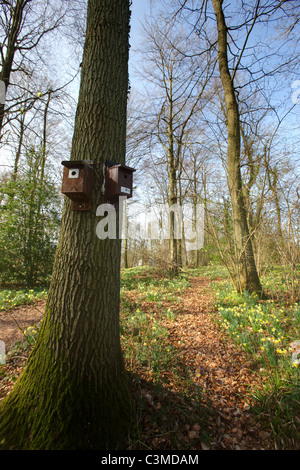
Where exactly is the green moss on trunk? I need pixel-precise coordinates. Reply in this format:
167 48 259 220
0 0 133 449
0 326 133 449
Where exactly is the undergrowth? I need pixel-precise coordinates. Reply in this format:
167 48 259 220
211 268 300 449
1 264 299 449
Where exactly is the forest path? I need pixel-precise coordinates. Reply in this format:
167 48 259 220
160 276 273 450
0 276 275 450
0 300 45 349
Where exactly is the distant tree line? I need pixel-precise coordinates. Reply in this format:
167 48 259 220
0 0 86 286
124 0 300 299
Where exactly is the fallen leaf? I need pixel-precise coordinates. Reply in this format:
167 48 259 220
201 442 210 450
188 430 199 440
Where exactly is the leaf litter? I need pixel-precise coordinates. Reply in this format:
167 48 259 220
0 278 275 450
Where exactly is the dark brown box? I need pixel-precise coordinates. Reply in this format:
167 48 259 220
106 164 136 201
61 161 93 211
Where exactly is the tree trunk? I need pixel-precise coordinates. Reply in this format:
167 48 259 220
0 0 25 137
167 79 178 272
13 114 25 180
211 0 262 295
0 0 133 450
123 200 129 268
40 90 52 185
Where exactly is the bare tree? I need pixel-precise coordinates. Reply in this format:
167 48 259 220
138 13 214 271
171 0 300 294
0 0 67 139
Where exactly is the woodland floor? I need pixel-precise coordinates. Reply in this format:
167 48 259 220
0 277 278 450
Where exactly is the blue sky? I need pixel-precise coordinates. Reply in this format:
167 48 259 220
0 1 152 169
130 1 150 48
129 0 151 76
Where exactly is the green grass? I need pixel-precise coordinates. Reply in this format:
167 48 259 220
261 264 300 302
121 266 190 302
185 264 229 280
119 265 213 448
211 269 300 449
120 266 191 382
1 264 299 449
0 288 48 312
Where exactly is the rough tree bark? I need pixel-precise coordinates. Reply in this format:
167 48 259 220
0 0 133 450
167 82 179 271
211 0 262 295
